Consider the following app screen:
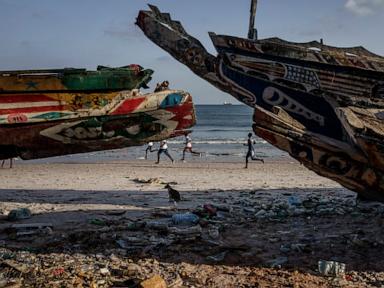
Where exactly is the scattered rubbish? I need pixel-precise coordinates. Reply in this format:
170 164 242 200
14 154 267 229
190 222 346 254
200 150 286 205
288 196 302 206
168 225 202 236
318 260 346 277
99 267 110 275
255 209 267 218
208 226 220 239
7 208 32 221
280 243 309 254
1 259 29 273
89 218 106 226
206 251 227 262
8 223 53 237
146 221 169 231
52 267 65 276
243 207 256 213
266 257 288 268
203 204 217 217
132 178 177 185
139 274 167 288
127 221 147 231
105 210 126 216
280 244 291 253
172 213 199 225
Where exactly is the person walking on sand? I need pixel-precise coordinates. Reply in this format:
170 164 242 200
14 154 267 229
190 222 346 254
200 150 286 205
244 132 264 168
144 142 157 159
1 158 14 169
156 140 174 164
181 134 200 161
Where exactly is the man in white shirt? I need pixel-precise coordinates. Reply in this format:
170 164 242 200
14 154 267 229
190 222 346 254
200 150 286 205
181 134 200 161
145 142 157 159
156 140 174 164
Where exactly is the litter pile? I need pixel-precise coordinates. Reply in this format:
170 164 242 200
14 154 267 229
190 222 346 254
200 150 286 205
1 189 384 287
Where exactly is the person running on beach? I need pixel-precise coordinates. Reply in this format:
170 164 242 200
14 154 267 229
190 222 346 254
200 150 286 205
144 142 157 160
156 140 174 164
181 134 200 161
245 132 264 168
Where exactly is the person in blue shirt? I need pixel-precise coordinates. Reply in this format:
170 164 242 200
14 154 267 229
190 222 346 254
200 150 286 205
245 132 264 168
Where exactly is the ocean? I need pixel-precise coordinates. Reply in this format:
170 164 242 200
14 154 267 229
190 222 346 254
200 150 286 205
28 105 287 163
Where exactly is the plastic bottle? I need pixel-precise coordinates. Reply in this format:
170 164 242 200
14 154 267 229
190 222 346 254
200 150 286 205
171 213 199 225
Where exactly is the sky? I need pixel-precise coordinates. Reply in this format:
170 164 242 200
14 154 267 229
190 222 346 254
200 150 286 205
0 0 383 104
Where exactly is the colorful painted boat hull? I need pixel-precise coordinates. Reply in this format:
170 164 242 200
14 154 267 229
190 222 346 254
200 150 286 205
137 6 384 201
0 89 195 160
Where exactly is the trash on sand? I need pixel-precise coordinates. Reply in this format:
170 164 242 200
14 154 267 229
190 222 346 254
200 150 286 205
127 221 146 231
266 256 288 268
169 225 202 236
206 251 227 262
288 196 302 206
89 218 106 226
318 260 346 277
146 221 169 231
208 226 220 239
172 213 199 225
1 259 29 273
8 223 53 237
132 177 177 186
7 208 32 221
139 274 167 288
203 204 217 217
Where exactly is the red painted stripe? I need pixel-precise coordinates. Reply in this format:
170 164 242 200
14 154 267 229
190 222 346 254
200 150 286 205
111 97 146 115
0 94 54 103
0 105 69 115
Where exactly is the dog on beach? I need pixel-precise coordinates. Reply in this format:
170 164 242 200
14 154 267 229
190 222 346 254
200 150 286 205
165 183 181 205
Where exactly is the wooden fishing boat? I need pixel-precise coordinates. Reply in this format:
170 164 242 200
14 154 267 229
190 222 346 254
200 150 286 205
137 4 384 201
0 65 196 160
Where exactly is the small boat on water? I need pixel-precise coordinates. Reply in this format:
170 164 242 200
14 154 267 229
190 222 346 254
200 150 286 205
223 101 232 106
137 3 384 201
0 65 196 160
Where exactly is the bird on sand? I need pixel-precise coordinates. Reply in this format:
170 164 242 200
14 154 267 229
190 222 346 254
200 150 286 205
165 183 181 206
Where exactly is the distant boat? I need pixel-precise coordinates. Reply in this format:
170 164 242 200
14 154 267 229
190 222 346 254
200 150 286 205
223 101 232 105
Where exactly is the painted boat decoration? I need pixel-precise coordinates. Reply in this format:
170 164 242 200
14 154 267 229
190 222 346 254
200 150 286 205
137 5 384 201
0 65 195 160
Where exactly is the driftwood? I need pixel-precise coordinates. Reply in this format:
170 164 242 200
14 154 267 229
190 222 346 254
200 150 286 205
137 5 384 201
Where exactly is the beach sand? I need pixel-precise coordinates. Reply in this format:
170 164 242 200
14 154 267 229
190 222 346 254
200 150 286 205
0 159 383 287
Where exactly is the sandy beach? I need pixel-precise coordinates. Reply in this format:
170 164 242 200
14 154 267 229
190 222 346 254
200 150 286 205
0 159 384 287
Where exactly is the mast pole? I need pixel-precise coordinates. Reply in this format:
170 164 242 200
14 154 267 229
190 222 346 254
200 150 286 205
248 0 258 40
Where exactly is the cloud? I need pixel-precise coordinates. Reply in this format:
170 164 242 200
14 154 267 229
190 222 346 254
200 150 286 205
345 0 384 15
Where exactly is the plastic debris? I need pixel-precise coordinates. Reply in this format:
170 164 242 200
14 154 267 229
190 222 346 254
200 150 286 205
318 260 346 277
266 257 288 268
171 213 199 225
7 208 32 221
207 251 227 262
89 218 106 226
